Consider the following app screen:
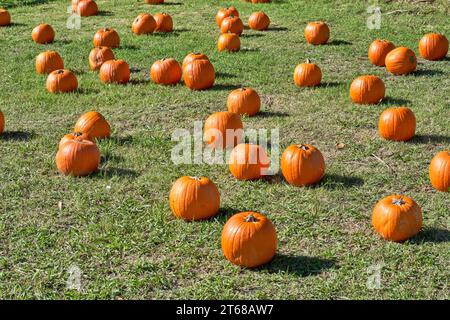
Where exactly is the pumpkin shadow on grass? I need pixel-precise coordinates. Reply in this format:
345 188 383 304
318 174 364 190
209 84 241 91
327 39 352 46
318 81 343 88
262 254 336 277
379 97 411 106
75 88 100 95
254 110 290 118
5 22 27 27
97 11 114 17
411 69 445 77
213 207 243 222
160 1 183 5
240 47 260 53
129 78 150 86
118 44 139 50
95 167 139 179
267 26 288 32
241 33 265 38
410 228 450 244
216 72 237 79
0 131 36 141
409 134 450 145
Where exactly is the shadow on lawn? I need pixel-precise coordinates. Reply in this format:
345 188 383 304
410 228 450 244
1 131 36 141
410 134 450 144
319 174 364 189
380 97 411 106
263 254 336 277
210 84 240 91
216 72 237 79
412 69 444 77
96 167 139 178
97 10 114 17
327 39 352 46
254 110 290 118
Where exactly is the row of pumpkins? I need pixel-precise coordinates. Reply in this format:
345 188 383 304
0 2 449 269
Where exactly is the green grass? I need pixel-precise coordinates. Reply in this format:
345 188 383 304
0 0 449 299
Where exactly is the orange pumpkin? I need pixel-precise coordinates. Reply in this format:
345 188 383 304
93 28 120 48
150 58 182 85
248 11 270 31
59 132 93 149
32 24 55 44
35 51 64 74
71 0 80 11
144 0 164 3
220 16 244 36
251 0 270 3
169 176 220 221
368 39 395 66
281 144 325 186
429 151 450 192
203 111 243 149
154 13 173 32
304 21 329 45
132 13 156 35
46 69 78 93
349 75 385 104
221 212 277 268
99 59 130 84
229 144 270 180
56 138 100 176
183 58 215 90
419 33 448 61
88 46 115 71
378 107 416 141
372 195 422 242
0 8 11 26
227 87 261 116
74 111 111 139
0 110 4 134
216 7 239 27
76 0 98 17
217 33 241 52
182 52 209 73
293 60 322 87
385 47 417 75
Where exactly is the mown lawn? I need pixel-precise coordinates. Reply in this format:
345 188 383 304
0 0 448 299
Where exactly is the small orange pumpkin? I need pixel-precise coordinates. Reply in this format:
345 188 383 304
419 33 448 61
248 11 270 31
56 138 100 177
227 87 261 116
281 144 325 186
429 151 450 192
217 33 241 52
88 46 115 71
372 195 422 242
203 111 243 149
169 176 220 221
144 0 164 4
0 110 4 134
76 0 98 17
251 0 270 3
132 13 156 35
229 143 270 180
35 51 64 74
304 21 329 45
183 58 215 90
93 28 120 48
368 39 395 66
220 16 244 36
182 52 209 73
32 24 55 44
46 69 78 93
385 47 417 75
59 132 93 149
378 107 416 141
74 111 111 139
293 60 322 87
0 8 11 26
349 75 385 104
216 7 239 27
221 212 277 268
150 58 182 85
99 59 130 84
154 13 173 32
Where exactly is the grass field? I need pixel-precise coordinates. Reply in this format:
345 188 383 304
0 0 449 299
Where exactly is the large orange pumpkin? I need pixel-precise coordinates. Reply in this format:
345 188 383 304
429 151 450 192
248 11 270 31
220 16 244 36
99 59 130 84
293 60 322 87
221 212 277 268
46 69 78 93
32 24 55 44
217 33 241 52
203 111 243 149
74 111 111 139
349 75 385 104
76 0 98 17
150 58 182 85
216 7 239 27
368 39 395 66
154 13 173 32
35 51 64 74
304 21 329 45
0 110 4 134
229 144 270 180
227 87 261 116
182 52 209 73
183 58 215 90
59 132 93 149
385 47 417 75
281 144 325 186
88 46 115 71
56 138 100 176
419 33 448 61
132 13 156 35
93 28 120 48
378 107 416 141
169 176 220 221
0 8 11 26
372 195 422 242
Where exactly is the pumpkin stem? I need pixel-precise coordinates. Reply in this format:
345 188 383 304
245 214 259 223
306 59 311 64
392 197 406 206
73 132 83 137
56 69 64 74
189 176 201 181
297 144 309 151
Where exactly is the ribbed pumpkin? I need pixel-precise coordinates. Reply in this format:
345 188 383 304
183 58 215 90
182 52 209 73
150 58 182 85
216 7 239 27
56 138 100 177
304 21 329 45
248 11 270 31
93 28 120 48
74 111 111 139
154 13 173 32
385 47 417 75
349 75 385 104
419 33 448 61
76 0 98 17
221 212 277 268
88 46 115 71
203 111 243 149
144 0 164 3
132 13 156 35
227 87 261 116
293 60 322 87
32 24 55 44
220 16 244 36
372 195 422 242
378 107 416 141
0 110 4 134
429 151 450 192
35 51 64 74
99 59 130 84
59 132 93 149
217 33 241 52
0 8 11 26
368 39 395 66
46 69 78 93
169 176 220 221
229 143 270 180
281 144 325 186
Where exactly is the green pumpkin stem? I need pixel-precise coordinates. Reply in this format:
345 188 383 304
392 197 406 206
245 214 258 222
